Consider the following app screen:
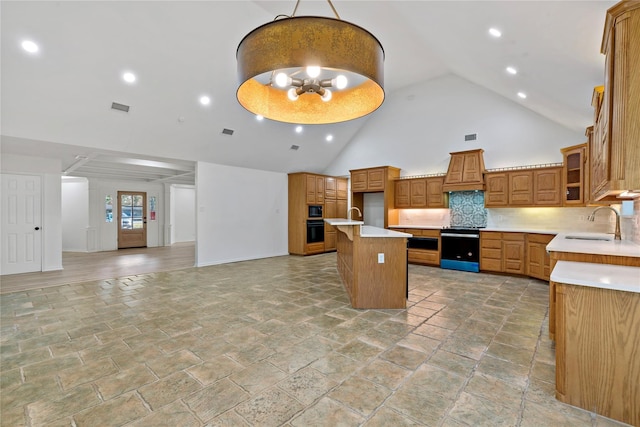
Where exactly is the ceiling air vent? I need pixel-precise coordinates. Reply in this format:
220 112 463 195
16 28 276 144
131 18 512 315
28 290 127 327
290 145 300 151
465 133 477 141
222 128 234 136
111 102 130 112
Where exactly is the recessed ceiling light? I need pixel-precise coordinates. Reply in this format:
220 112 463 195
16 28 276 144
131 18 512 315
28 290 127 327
517 92 527 99
489 28 502 38
256 115 264 121
326 134 334 142
122 72 136 83
21 40 39 53
506 66 517 75
199 96 211 106
295 126 303 133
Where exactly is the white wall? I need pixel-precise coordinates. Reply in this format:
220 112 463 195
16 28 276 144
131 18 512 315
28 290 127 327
61 177 89 251
325 74 585 177
196 162 288 266
173 185 196 243
363 192 384 228
1 153 63 271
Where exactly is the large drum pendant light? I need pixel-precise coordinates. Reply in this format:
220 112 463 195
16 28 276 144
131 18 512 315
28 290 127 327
236 1 384 125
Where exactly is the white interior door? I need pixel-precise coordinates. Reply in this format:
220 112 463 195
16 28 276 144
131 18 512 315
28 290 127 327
1 174 42 275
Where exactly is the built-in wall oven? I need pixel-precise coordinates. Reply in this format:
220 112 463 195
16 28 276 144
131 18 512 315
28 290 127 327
307 220 325 244
440 227 481 273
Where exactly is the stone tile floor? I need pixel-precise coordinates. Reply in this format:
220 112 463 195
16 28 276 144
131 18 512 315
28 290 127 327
0 253 631 426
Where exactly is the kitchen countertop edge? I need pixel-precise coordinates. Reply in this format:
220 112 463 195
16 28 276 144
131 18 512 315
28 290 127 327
551 260 640 293
325 219 411 238
547 233 640 258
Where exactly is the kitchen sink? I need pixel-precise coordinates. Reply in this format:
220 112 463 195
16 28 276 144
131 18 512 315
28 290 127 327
564 235 613 241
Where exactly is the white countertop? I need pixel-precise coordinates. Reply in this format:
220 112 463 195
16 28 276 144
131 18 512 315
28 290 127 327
361 225 412 238
388 225 443 230
389 225 562 234
324 218 364 226
547 232 640 258
325 219 412 238
481 227 561 234
551 260 640 294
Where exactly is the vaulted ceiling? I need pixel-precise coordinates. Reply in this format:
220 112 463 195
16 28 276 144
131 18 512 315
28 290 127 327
1 1 615 185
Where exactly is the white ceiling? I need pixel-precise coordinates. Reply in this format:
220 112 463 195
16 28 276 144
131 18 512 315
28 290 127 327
0 1 615 185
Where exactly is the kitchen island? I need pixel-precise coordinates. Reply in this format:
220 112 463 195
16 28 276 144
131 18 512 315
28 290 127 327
550 260 640 426
325 219 411 309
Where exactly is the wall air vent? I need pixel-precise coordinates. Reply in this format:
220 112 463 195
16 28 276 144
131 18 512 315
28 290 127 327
465 133 477 141
290 145 300 151
111 102 130 112
222 128 234 136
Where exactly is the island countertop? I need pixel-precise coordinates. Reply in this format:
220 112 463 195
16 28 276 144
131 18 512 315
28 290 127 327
325 219 412 238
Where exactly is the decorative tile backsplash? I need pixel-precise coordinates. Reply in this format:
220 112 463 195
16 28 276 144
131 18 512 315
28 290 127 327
449 191 487 228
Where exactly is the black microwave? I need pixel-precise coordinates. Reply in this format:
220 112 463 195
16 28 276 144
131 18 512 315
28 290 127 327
308 205 323 218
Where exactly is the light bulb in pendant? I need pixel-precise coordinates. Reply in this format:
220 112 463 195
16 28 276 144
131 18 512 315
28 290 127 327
287 88 299 101
274 72 290 88
306 66 321 78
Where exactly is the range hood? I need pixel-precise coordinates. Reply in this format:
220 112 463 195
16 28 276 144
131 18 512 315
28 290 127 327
442 149 486 192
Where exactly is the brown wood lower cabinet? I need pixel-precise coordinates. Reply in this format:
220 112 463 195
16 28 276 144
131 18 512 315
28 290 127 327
547 251 640 341
399 228 440 266
480 232 525 274
526 234 554 280
554 282 640 426
481 232 553 278
335 224 407 309
502 233 526 274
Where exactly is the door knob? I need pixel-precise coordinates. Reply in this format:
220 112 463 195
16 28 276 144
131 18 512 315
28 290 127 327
34 227 40 230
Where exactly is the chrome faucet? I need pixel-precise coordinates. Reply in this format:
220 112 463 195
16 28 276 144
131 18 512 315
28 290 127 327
348 207 362 220
587 206 621 240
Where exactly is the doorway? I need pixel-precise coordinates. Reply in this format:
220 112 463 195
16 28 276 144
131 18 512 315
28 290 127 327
1 174 42 274
117 191 147 249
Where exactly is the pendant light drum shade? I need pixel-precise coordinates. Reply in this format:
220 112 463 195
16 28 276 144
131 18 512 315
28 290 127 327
236 16 385 124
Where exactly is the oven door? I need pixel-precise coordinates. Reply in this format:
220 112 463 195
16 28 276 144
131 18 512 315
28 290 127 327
440 232 480 272
306 220 325 244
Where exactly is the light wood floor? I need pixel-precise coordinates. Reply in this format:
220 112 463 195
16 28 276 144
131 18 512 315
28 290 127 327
0 242 195 294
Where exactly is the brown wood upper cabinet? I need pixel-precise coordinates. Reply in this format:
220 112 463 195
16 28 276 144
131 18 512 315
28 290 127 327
534 167 562 206
351 167 389 192
324 177 336 200
306 175 324 204
350 166 401 228
591 2 640 201
485 167 562 207
561 143 589 206
394 176 448 209
336 178 348 200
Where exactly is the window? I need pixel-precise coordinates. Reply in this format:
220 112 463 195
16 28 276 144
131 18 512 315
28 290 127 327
120 194 144 229
105 195 113 222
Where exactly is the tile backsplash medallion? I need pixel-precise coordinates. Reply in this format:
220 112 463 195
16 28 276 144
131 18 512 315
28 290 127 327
449 191 487 227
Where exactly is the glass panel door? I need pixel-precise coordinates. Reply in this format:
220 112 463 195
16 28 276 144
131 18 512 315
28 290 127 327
117 191 147 248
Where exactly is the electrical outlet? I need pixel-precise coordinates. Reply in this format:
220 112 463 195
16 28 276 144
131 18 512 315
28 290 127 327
378 253 384 263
